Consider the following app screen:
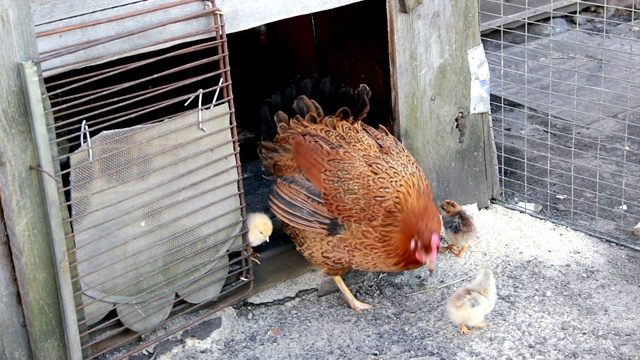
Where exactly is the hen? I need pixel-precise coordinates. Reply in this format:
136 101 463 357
258 84 442 312
439 200 477 257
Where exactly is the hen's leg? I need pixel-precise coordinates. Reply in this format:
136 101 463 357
331 275 373 313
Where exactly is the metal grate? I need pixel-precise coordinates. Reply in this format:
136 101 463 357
22 2 253 359
481 0 640 249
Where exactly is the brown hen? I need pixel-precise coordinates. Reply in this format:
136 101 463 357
258 84 442 313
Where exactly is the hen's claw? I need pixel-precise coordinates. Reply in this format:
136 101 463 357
350 299 373 314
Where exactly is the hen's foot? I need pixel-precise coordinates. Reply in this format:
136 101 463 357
332 275 373 314
460 324 470 334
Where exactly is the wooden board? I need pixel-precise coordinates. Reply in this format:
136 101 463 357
389 0 500 207
0 207 32 359
486 21 640 128
0 1 67 359
31 0 365 75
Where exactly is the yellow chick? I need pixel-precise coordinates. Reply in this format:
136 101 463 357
446 267 497 334
247 212 273 247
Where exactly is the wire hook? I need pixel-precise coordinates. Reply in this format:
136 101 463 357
185 89 205 132
210 78 224 110
80 120 93 161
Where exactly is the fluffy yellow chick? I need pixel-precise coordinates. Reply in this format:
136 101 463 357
446 267 497 334
247 212 273 247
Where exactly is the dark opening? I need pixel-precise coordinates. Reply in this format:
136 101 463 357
227 0 393 164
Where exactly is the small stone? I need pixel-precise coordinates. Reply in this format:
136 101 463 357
545 291 552 297
570 15 588 26
551 17 570 33
247 312 253 320
268 326 283 337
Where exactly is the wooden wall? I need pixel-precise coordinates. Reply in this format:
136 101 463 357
388 0 500 207
0 1 68 359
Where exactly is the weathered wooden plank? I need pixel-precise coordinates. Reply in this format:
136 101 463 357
33 0 366 76
32 0 366 33
0 0 68 359
0 207 32 359
389 0 499 206
21 61 84 360
35 0 217 76
250 244 315 297
398 0 423 13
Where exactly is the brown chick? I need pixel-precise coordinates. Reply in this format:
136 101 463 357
439 200 477 257
246 212 273 265
446 267 497 334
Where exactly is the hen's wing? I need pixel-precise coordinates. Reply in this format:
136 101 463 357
268 176 345 236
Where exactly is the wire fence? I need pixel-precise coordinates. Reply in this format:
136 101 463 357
481 0 640 249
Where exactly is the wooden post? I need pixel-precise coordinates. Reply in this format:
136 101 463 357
388 0 500 207
0 208 32 359
0 0 68 359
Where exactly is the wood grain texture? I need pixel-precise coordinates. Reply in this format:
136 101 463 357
32 0 366 31
31 0 366 75
0 0 67 359
388 0 499 207
0 208 32 359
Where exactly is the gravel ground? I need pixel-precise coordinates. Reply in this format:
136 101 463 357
147 204 639 359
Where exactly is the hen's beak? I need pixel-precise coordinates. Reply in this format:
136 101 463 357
428 262 435 274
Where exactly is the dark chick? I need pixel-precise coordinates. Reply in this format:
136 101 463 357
439 200 477 257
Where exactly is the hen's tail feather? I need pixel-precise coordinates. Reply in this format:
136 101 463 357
269 176 345 236
292 95 324 119
351 84 372 121
260 103 277 141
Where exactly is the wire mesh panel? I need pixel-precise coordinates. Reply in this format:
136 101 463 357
481 0 640 249
24 1 253 359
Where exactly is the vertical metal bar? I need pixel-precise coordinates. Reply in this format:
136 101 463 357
20 60 83 360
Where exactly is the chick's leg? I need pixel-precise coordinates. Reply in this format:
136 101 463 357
450 245 468 258
331 275 373 313
460 324 470 334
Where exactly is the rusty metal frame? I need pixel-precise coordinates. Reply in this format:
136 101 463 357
29 2 253 359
